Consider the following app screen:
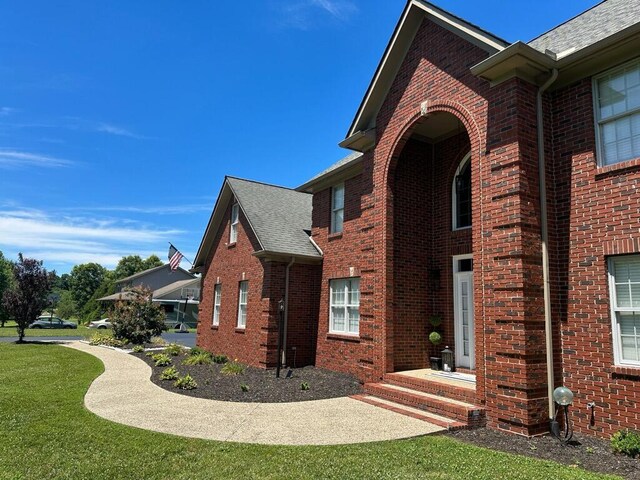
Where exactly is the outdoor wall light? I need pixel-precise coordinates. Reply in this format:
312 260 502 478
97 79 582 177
550 386 574 443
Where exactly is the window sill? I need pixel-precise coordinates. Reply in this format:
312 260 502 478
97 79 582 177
235 327 246 334
612 365 640 378
595 157 640 178
327 333 360 342
227 242 237 249
328 232 343 240
211 325 219 330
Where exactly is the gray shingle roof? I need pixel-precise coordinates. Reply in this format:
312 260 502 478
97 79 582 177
301 151 363 187
227 177 320 258
528 0 640 55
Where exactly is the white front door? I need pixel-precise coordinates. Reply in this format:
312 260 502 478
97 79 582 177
453 256 474 369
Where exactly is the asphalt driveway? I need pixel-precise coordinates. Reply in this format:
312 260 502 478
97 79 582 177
0 332 196 347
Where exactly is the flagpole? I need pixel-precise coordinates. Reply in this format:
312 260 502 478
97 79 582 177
168 242 194 266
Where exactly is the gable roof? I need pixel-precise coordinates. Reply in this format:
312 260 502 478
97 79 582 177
343 0 508 148
297 151 363 193
528 0 640 56
115 264 194 285
193 177 321 269
153 278 200 300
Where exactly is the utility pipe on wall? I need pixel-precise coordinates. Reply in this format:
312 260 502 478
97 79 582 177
283 257 295 366
536 68 559 422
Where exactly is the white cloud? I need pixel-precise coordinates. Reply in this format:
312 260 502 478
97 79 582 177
96 122 146 139
66 204 213 215
0 107 17 116
0 208 183 269
276 0 357 29
0 149 74 169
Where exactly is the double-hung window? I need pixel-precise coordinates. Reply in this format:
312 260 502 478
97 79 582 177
230 202 239 243
609 255 640 365
595 60 640 166
237 281 248 328
330 278 360 335
331 184 345 234
212 284 221 326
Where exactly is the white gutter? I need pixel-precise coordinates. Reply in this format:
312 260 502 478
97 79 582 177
309 235 324 256
283 257 295 366
537 68 559 421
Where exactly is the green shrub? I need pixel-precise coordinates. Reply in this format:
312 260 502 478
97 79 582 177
88 331 126 348
150 336 167 346
301 382 310 391
110 286 166 345
220 360 244 375
132 345 144 353
189 346 207 356
611 429 640 457
174 374 197 390
183 352 212 366
160 366 179 381
164 343 183 356
429 315 442 327
240 383 249 392
213 354 228 364
429 331 442 345
152 353 172 367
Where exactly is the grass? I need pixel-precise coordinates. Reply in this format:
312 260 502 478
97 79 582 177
0 320 92 338
0 343 621 480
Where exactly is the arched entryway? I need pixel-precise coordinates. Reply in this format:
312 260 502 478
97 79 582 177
385 110 477 375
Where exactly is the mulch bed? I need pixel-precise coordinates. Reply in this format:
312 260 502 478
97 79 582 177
132 351 363 402
447 428 640 479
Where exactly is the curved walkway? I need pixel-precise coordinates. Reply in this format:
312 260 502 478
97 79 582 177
66 341 443 445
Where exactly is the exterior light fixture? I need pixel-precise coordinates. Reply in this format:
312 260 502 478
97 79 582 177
550 386 574 443
441 346 454 373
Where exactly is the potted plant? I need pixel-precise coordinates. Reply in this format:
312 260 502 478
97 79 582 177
429 315 443 370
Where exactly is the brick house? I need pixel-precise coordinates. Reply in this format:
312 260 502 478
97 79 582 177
194 0 640 438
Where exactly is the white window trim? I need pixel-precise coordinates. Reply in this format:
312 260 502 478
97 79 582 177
452 152 472 231
237 281 248 329
329 277 360 336
331 183 345 234
212 284 221 326
230 202 239 243
593 58 640 168
608 256 640 367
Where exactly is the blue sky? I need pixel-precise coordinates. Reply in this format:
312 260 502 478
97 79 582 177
0 0 597 273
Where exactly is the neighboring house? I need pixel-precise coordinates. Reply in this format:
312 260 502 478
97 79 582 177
194 0 640 438
194 177 322 368
99 264 200 327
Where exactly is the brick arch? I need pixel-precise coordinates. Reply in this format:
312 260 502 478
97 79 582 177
381 100 487 378
383 99 484 187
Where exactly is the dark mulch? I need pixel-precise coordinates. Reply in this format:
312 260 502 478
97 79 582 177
133 352 363 402
447 428 640 480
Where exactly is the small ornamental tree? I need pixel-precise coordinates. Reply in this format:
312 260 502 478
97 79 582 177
2 254 50 342
110 286 166 345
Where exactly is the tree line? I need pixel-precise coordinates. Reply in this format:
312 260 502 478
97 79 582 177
0 251 164 333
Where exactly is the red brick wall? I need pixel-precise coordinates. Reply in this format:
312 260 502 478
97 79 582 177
197 198 321 369
550 77 640 437
197 200 279 368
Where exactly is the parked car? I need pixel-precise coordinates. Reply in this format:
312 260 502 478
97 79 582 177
88 318 112 329
29 316 78 329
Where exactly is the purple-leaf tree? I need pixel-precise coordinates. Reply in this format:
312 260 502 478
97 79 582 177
2 254 50 343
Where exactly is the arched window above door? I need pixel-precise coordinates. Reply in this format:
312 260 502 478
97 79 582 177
452 153 471 230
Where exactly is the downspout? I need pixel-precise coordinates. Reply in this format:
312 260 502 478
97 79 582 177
283 257 295 366
537 68 558 422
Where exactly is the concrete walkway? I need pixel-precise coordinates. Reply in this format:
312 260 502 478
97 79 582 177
66 341 444 445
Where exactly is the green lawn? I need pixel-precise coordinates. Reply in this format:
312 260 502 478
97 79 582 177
0 321 91 338
0 344 620 480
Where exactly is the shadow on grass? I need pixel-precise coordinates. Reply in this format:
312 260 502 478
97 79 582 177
13 340 69 346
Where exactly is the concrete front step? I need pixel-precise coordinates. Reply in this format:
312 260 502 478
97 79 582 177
384 372 477 404
363 382 485 428
351 394 467 431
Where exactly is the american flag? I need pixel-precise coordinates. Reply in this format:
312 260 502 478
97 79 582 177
168 245 184 271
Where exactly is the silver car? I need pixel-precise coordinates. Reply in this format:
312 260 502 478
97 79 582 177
88 318 112 329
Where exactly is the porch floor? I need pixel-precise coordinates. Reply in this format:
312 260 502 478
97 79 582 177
392 369 476 390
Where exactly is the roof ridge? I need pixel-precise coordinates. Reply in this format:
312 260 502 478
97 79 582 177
527 0 606 45
226 175 309 194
